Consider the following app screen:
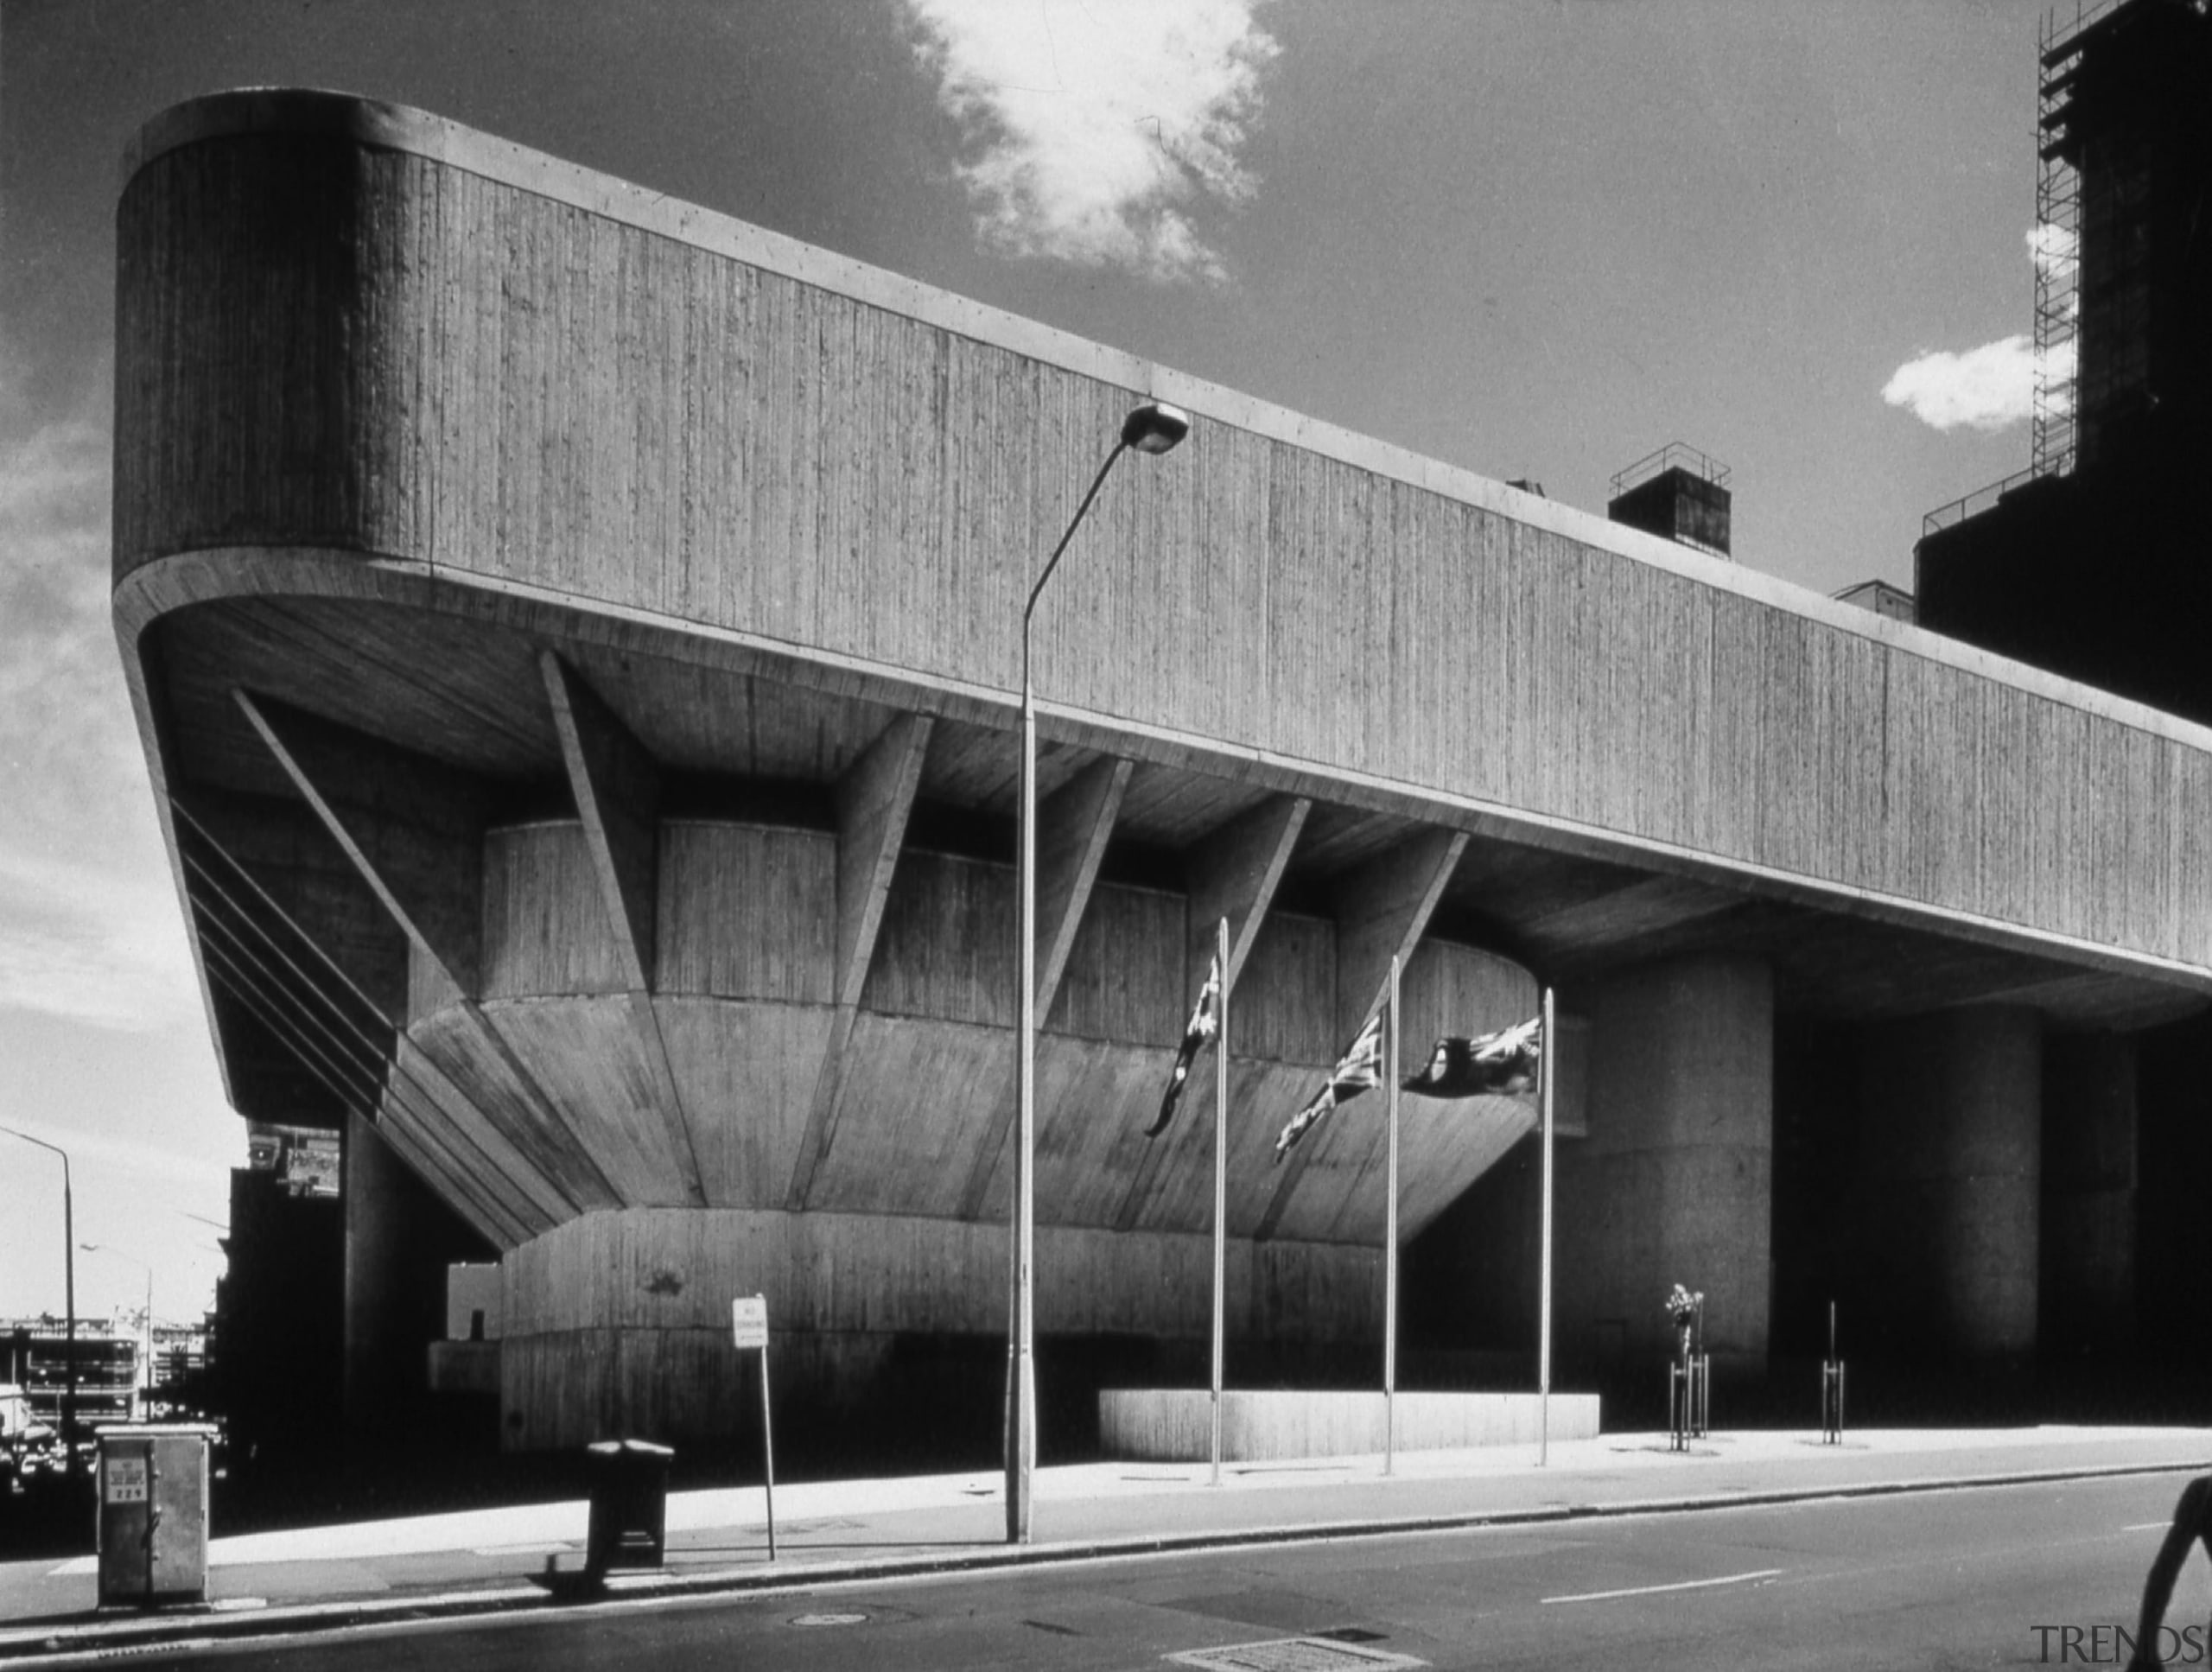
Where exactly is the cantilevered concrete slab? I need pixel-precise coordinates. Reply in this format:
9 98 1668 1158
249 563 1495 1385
112 91 2212 1449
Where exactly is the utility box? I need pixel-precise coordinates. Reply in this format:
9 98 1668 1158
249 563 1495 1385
95 1425 215 1606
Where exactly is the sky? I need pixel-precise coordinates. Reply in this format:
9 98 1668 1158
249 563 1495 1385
0 0 2055 1324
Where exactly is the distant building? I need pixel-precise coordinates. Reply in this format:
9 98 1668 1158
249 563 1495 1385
1832 580 1915 624
1 1325 139 1434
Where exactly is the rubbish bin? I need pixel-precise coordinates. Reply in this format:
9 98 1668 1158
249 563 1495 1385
95 1425 215 1607
583 1439 674 1576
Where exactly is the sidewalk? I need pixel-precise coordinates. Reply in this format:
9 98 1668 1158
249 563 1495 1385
3 1425 2207 1662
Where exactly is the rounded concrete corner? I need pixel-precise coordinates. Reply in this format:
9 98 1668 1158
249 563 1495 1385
120 88 446 191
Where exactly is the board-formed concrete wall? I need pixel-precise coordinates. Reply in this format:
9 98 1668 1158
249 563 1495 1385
112 92 2212 993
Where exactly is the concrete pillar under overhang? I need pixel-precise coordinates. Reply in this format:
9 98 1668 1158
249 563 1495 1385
2042 1033 2135 1359
343 1111 415 1445
344 1112 486 1447
1556 954 1774 1377
1857 1008 2042 1362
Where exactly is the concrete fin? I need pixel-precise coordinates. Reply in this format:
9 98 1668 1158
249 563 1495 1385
832 713 934 1008
390 1028 582 1230
1257 826 1467 1243
1113 795 1309 1234
785 712 934 1209
539 650 663 989
233 689 488 998
956 755 1133 1222
540 652 705 1206
1332 828 1470 1039
1186 795 1311 996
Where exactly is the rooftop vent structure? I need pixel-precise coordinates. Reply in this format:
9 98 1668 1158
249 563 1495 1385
1606 443 1732 558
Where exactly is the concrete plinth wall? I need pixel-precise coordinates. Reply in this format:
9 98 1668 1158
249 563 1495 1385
1098 1389 1599 1462
1855 1008 2042 1361
496 1208 1385 1451
1556 956 1774 1375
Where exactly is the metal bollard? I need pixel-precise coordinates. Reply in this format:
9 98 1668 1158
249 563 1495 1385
1821 1359 1847 1444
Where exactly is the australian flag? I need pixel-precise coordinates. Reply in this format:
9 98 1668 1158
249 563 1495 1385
1147 955 1222 1138
1274 1011 1385 1161
1402 1016 1541 1099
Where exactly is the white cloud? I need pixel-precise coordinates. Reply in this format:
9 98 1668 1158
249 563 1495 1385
1882 334 2041 432
1883 224 2082 435
904 0 1278 282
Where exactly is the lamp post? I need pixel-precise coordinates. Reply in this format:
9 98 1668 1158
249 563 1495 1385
81 1244 154 1416
1007 398 1189 1544
2 1125 77 1472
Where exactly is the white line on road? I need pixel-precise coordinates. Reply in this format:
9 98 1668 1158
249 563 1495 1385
2126 1523 2172 1532
1542 1568 1784 1605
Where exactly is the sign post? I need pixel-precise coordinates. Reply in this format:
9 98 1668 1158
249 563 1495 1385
731 1295 777 1559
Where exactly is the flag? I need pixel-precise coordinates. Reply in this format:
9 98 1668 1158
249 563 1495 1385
1274 1011 1385 1161
1146 955 1221 1138
1401 1016 1542 1099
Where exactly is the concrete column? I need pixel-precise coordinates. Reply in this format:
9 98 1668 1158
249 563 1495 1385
343 1111 481 1447
1857 1008 2042 1361
1556 955 1774 1376
2042 1033 2135 1359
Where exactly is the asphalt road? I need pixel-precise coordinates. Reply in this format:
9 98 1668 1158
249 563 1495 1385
141 1473 2212 1670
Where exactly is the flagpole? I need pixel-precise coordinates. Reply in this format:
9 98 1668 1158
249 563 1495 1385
1211 913 1229 1488
1538 984 1556 1467
1384 955 1400 1478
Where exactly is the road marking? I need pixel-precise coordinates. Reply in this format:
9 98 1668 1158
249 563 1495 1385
1542 1568 1784 1605
1169 1639 1427 1671
2126 1522 2172 1532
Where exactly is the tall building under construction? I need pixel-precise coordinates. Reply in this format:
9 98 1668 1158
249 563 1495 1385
1918 0 2212 722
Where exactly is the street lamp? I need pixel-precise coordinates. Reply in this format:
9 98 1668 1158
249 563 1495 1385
81 1244 154 1415
2 1124 77 1472
1007 398 1190 1544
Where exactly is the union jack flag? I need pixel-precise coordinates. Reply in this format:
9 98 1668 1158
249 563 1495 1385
1274 1011 1385 1161
1402 1016 1541 1099
1147 955 1221 1138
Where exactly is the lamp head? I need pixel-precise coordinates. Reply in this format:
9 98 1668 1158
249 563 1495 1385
1121 401 1191 455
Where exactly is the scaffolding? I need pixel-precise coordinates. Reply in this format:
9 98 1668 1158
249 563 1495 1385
2031 3 2106 478
1930 0 2139 530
